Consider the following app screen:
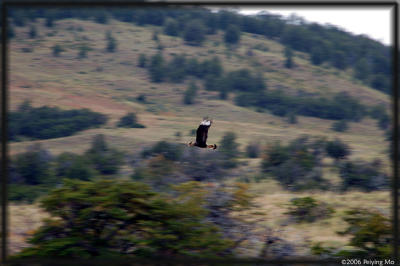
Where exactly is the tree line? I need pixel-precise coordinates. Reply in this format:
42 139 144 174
5 7 392 93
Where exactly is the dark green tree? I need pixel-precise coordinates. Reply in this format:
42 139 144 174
105 31 117 52
116 112 145 128
85 134 124 175
149 53 165 83
77 45 90 59
325 138 350 162
14 144 55 186
336 209 391 258
138 53 147 68
55 152 94 181
183 19 207 46
224 25 241 45
29 25 37 38
18 179 233 258
52 44 64 57
331 120 348 132
284 46 294 68
183 81 198 105
339 159 388 191
163 18 179 37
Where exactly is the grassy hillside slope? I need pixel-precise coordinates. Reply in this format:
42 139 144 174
9 18 391 256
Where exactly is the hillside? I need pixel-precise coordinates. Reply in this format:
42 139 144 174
8 12 392 259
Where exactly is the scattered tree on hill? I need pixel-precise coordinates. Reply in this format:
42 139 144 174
116 112 145 128
52 44 64 57
262 136 328 191
55 152 94 181
183 81 198 105
45 16 54 28
285 197 334 223
94 11 108 24
183 19 207 46
29 25 37 38
336 209 391 258
284 46 294 68
246 142 261 158
310 45 325 65
163 17 179 37
339 159 388 191
331 120 348 132
105 31 117 52
77 45 90 59
325 138 350 162
149 53 165 82
12 144 55 186
224 25 241 45
220 132 239 168
85 134 124 175
137 53 147 68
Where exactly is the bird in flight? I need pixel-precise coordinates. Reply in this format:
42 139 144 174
188 118 217 149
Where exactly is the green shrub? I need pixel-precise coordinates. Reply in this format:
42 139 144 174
85 134 124 175
339 159 388 191
141 141 183 161
262 136 328 190
246 142 261 158
116 112 145 128
325 138 351 161
137 53 147 68
285 197 334 223
9 101 108 141
336 209 391 258
52 44 64 57
332 120 348 132
183 81 198 105
55 152 95 181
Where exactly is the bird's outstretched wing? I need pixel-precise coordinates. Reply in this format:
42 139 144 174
196 120 212 147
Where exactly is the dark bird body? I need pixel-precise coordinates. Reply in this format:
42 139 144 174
189 119 217 149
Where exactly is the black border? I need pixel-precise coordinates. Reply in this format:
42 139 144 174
1 1 398 265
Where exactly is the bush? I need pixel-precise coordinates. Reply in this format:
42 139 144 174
224 25 241 45
149 53 165 83
18 179 233 258
85 134 124 175
331 120 348 132
262 136 328 190
163 18 179 36
183 19 207 46
285 197 334 223
183 81 198 105
52 44 64 57
55 152 95 181
105 31 117 52
245 142 261 158
325 138 351 161
336 209 391 258
141 141 183 161
9 184 49 203
9 101 108 141
29 25 37 38
137 53 147 68
116 112 145 128
339 159 388 191
12 144 56 186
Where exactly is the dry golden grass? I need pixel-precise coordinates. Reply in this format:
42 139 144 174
9 204 49 255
